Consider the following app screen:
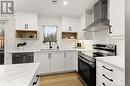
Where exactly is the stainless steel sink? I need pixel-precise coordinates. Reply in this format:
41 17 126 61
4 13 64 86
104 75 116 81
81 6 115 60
38 49 57 52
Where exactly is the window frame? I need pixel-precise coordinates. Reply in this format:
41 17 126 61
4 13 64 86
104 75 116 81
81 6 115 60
43 25 58 43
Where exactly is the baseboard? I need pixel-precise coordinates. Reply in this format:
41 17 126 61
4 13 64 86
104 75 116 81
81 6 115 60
39 70 77 77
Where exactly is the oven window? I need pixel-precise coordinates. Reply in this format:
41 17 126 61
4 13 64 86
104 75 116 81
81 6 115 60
78 58 90 80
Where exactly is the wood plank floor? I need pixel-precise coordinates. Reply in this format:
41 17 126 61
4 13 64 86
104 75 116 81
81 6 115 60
40 73 83 86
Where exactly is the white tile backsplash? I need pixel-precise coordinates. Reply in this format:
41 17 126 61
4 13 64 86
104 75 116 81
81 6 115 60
93 29 125 57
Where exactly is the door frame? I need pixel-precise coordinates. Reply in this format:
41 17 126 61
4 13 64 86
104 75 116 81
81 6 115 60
0 20 7 65
0 17 10 64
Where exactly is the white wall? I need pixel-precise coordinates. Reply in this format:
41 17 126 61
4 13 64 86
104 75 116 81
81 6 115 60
39 16 61 49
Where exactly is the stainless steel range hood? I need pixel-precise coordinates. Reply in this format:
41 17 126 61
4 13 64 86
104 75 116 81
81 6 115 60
85 0 109 32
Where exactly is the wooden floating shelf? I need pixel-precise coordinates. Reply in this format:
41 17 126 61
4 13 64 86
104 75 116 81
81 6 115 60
16 30 38 39
62 32 78 39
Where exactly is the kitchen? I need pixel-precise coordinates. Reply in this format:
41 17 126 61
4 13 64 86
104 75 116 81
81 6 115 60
0 0 125 86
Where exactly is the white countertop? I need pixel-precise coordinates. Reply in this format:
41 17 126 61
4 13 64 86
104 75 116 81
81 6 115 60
8 48 88 53
0 63 40 86
96 56 125 70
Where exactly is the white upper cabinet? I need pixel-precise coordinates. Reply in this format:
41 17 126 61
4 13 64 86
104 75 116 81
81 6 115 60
15 11 38 30
61 16 78 32
109 0 124 37
79 10 94 40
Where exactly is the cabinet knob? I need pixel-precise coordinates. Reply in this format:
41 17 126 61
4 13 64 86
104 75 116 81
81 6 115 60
102 83 106 86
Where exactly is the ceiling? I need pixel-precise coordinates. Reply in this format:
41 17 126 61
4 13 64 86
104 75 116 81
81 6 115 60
15 0 98 17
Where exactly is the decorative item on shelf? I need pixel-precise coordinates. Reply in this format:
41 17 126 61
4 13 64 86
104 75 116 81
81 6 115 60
70 36 75 39
29 34 34 38
17 42 27 49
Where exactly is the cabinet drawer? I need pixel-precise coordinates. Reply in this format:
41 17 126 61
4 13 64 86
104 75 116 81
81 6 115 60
97 60 125 82
96 72 113 86
101 63 124 82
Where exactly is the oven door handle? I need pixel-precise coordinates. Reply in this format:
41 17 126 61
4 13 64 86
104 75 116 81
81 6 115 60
78 57 95 68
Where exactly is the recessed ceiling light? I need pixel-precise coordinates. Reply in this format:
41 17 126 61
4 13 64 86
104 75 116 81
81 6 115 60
63 1 68 5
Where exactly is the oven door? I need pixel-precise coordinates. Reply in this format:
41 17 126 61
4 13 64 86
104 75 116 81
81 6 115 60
78 56 96 86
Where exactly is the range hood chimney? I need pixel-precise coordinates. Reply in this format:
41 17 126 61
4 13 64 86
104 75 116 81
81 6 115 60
85 0 109 32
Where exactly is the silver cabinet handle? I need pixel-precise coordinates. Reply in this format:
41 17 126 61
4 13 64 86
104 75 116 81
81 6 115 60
102 66 113 72
109 25 112 34
102 74 113 82
25 24 28 29
64 52 66 57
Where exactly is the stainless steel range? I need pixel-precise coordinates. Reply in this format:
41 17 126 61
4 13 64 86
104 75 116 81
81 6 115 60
78 44 116 86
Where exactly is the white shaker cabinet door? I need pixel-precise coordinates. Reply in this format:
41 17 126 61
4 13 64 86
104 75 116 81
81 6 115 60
64 51 77 71
15 12 27 30
50 52 64 73
34 53 49 74
15 12 38 30
109 0 124 37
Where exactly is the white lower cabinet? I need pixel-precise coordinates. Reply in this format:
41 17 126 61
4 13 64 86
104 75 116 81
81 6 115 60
64 51 77 71
96 60 125 86
34 51 77 75
50 52 64 72
34 53 49 74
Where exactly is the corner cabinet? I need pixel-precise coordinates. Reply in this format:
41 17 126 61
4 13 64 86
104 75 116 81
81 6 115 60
109 0 124 37
15 12 38 30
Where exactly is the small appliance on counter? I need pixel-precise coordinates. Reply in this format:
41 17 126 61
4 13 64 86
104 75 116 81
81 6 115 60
78 44 116 86
77 43 82 47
